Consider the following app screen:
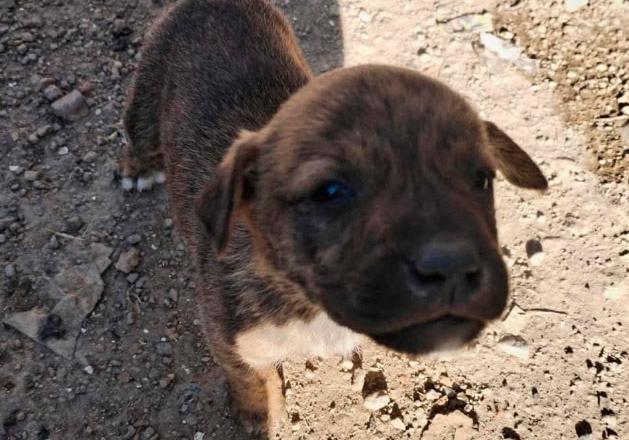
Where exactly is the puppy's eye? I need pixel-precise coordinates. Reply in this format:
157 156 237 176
474 170 494 191
309 181 355 203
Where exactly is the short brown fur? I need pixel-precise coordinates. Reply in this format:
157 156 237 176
121 0 547 437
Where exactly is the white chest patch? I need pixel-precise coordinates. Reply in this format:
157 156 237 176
235 312 365 369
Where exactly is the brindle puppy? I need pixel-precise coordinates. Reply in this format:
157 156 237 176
119 0 547 437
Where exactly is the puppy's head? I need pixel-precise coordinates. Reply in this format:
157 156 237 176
198 65 547 354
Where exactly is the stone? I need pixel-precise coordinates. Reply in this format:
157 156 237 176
156 341 173 356
502 304 527 334
43 84 62 101
3 264 104 361
115 248 140 273
127 234 141 245
422 411 475 440
4 264 16 277
603 283 627 301
24 170 39 181
363 392 390 411
498 334 529 359
82 151 97 163
565 0 588 12
51 90 89 121
362 369 389 409
391 418 406 431
621 123 629 146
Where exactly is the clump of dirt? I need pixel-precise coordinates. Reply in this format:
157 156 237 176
495 0 629 183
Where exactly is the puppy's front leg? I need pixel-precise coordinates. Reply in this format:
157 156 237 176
225 363 285 438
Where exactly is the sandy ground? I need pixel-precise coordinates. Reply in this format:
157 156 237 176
1 0 627 439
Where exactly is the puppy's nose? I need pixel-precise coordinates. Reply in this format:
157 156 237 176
409 241 481 302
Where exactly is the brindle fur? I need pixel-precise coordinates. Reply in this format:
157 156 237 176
121 0 547 437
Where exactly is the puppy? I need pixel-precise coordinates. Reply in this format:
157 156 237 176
120 0 547 437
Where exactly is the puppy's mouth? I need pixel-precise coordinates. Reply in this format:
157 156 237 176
368 315 484 354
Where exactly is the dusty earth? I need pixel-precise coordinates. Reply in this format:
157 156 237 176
1 0 628 439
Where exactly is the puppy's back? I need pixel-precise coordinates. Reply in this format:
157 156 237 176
125 0 312 244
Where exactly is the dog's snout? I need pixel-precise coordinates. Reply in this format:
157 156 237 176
408 241 481 301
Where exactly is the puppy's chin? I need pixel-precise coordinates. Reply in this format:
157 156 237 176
368 316 485 355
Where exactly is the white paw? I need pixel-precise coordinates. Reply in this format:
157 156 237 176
120 170 166 192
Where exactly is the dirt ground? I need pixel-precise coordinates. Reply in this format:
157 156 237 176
1 0 628 439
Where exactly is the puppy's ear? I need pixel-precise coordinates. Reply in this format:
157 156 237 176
196 130 260 255
484 121 548 190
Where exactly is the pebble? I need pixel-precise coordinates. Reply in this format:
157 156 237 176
115 248 141 273
167 289 178 304
159 373 175 388
4 264 16 277
565 0 588 12
603 283 627 300
24 170 39 181
391 418 406 431
82 151 98 163
363 392 390 411
141 426 156 439
51 90 89 121
525 239 545 266
0 234 6 244
156 341 173 356
127 234 141 245
126 273 139 284
49 235 59 249
64 216 84 234
497 334 530 359
43 85 62 101
84 365 94 375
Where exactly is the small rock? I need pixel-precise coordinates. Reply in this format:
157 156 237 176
115 248 140 273
422 411 474 440
118 371 131 383
358 10 372 23
604 283 627 301
502 304 527 334
363 392 390 411
58 146 69 155
565 0 588 12
121 426 136 440
159 373 175 388
126 273 139 284
141 427 155 439
51 90 89 121
35 124 52 137
4 264 16 277
391 418 406 431
82 151 97 163
620 123 629 146
24 170 39 181
64 216 84 235
362 369 390 411
9 165 24 174
193 433 205 440
43 84 62 101
167 289 178 304
84 365 94 375
498 334 529 359
49 235 59 249
127 234 141 245
156 341 173 356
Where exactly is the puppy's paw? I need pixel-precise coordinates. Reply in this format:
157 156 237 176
119 170 166 192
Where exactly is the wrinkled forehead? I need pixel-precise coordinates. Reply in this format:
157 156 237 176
261 67 490 175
